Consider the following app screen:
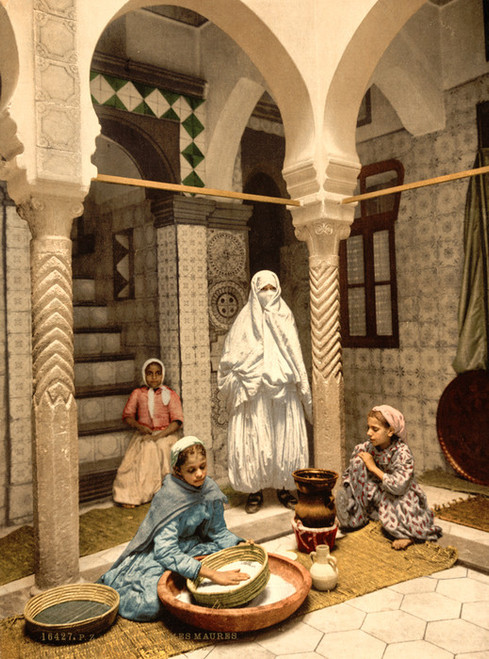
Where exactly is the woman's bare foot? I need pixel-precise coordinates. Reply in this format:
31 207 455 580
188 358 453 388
119 503 136 509
392 538 413 550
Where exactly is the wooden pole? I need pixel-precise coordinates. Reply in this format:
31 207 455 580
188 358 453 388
341 164 489 205
93 173 301 207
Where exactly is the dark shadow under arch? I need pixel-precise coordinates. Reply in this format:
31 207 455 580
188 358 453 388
244 172 286 277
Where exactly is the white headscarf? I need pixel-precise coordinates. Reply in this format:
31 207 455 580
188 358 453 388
372 404 407 441
218 270 312 417
170 436 205 469
142 357 170 417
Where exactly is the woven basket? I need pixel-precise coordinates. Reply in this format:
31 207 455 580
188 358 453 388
187 543 269 608
24 583 119 644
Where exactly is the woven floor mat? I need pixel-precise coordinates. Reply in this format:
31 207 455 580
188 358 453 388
0 521 457 659
434 495 489 532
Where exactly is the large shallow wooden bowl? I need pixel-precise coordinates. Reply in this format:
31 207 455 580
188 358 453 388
157 552 311 632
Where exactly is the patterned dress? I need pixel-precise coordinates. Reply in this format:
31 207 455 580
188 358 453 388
336 439 441 541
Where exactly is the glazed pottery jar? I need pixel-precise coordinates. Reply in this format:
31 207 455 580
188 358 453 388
309 544 338 591
293 468 338 528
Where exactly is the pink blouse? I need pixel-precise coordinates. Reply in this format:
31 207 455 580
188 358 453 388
122 386 183 431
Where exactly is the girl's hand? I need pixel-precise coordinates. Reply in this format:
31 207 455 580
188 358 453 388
210 569 250 586
138 425 153 435
359 451 376 470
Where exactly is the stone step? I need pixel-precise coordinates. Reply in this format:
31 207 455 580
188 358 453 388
73 303 110 328
76 383 133 425
74 327 122 356
73 277 96 304
79 430 131 472
75 355 135 388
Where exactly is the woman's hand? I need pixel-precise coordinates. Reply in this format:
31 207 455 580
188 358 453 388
210 569 250 586
199 566 250 586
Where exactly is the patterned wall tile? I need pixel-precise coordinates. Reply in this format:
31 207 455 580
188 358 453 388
345 73 489 474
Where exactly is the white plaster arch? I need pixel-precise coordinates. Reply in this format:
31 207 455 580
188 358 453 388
205 77 264 190
0 8 23 166
0 7 19 113
372 28 445 137
321 0 427 193
83 0 316 188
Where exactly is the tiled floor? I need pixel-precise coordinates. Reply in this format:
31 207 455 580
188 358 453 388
1 486 489 658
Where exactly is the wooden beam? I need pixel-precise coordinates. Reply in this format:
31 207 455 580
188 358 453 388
341 164 489 205
93 173 301 207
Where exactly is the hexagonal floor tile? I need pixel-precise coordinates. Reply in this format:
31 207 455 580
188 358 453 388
315 629 385 659
426 618 489 654
462 601 489 630
256 618 323 655
389 576 437 594
362 609 426 643
401 591 461 621
383 639 452 659
437 577 489 603
348 588 403 612
304 601 366 633
435 566 468 580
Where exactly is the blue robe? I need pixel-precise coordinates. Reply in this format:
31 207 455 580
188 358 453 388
99 475 242 621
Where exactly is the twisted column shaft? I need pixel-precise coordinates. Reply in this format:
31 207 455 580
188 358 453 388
19 194 83 591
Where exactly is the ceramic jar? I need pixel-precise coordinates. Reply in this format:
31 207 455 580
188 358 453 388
309 544 338 591
292 468 339 528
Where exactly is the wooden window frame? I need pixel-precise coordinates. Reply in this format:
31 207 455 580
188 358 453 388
339 159 404 348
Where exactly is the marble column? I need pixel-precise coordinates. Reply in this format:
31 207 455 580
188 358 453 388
291 199 354 476
18 192 84 591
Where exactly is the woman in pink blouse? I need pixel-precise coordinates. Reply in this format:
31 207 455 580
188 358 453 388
113 358 183 508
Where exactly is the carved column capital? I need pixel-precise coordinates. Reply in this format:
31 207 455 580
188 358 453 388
17 190 84 238
291 196 355 261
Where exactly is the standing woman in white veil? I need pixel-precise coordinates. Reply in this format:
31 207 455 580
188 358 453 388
218 270 312 513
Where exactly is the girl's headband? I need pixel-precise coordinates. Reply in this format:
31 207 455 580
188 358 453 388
171 436 205 469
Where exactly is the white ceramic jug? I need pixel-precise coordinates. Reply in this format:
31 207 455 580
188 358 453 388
309 544 338 591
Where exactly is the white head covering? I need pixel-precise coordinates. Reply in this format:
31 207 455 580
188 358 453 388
372 404 407 441
218 270 312 418
171 436 205 469
142 357 170 416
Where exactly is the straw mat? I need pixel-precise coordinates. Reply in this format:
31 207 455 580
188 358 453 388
0 488 244 588
434 495 489 532
419 469 489 497
0 521 457 659
0 504 151 587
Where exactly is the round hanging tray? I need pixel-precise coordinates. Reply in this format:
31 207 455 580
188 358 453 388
436 370 489 485
157 552 311 632
24 583 119 644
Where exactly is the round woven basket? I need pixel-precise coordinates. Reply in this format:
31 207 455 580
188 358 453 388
24 583 119 644
186 543 269 608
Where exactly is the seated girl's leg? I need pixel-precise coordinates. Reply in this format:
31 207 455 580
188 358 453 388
337 455 380 529
155 434 178 479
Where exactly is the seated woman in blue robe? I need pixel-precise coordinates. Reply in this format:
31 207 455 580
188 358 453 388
99 436 248 621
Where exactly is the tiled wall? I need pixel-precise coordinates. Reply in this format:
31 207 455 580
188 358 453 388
343 73 489 473
94 189 160 375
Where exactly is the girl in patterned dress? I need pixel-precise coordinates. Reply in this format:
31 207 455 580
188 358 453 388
335 404 441 550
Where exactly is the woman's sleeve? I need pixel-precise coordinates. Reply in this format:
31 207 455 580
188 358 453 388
206 501 244 549
381 444 414 496
122 388 139 421
152 519 202 581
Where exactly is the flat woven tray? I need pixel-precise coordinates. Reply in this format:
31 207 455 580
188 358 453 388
24 583 119 644
187 543 269 608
